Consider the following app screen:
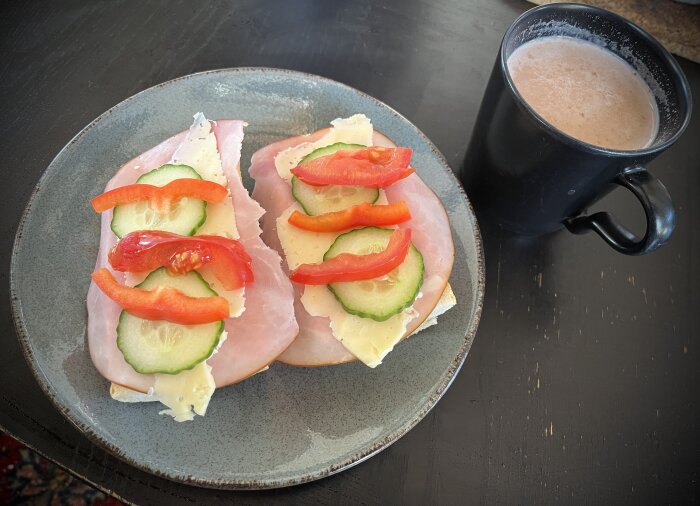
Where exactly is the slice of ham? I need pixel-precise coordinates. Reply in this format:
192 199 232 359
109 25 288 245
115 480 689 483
87 119 298 391
249 130 454 366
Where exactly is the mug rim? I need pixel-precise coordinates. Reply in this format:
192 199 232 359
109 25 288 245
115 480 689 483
500 2 693 158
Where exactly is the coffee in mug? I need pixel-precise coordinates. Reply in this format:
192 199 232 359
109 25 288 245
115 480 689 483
507 36 658 151
461 4 692 255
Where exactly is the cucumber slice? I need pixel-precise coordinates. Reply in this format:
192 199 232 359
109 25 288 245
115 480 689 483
117 268 224 375
324 227 424 322
111 164 207 238
136 164 202 186
292 143 379 215
298 142 366 164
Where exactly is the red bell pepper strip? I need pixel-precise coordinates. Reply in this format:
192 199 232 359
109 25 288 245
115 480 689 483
288 201 412 233
91 268 229 324
91 179 228 214
290 147 414 188
109 231 254 291
289 228 412 285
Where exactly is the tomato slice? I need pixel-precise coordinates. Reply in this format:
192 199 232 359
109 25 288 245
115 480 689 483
91 268 229 324
289 228 412 285
109 231 254 291
288 201 412 233
91 179 228 213
290 147 414 188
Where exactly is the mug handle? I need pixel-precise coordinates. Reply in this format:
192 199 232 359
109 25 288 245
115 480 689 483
563 167 675 255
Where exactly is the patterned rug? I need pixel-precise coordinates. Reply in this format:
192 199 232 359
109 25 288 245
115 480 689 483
0 432 123 505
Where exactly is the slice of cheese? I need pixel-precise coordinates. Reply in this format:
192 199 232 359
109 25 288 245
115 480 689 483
276 205 339 270
196 197 239 240
171 112 228 186
172 112 240 240
274 114 373 181
154 361 216 422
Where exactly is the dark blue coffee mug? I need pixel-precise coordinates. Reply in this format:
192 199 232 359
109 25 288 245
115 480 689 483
462 3 692 255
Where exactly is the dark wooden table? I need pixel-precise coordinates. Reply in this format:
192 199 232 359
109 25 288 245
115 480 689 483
2 1 698 504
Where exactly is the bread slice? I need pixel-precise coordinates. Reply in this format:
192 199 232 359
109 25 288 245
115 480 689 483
410 283 456 336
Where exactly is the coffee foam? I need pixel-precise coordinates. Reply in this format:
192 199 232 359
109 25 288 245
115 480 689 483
508 36 659 150
508 18 676 143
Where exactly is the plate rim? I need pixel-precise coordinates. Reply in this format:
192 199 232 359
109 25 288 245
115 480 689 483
10 67 486 490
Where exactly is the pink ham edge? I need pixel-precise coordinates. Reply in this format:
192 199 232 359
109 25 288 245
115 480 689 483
208 121 298 384
249 129 455 366
86 119 298 392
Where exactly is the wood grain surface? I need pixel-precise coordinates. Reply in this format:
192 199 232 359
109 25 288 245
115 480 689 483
528 0 700 64
1 0 698 504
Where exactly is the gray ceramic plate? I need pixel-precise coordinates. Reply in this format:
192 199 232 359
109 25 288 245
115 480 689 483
11 68 484 489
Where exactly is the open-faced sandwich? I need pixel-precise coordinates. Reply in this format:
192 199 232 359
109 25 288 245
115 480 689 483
87 113 298 421
249 114 456 368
